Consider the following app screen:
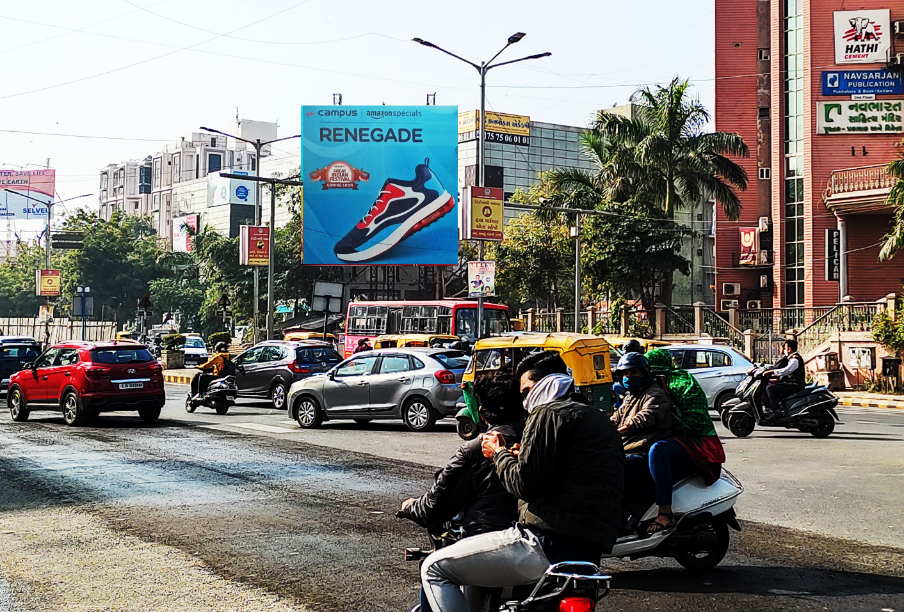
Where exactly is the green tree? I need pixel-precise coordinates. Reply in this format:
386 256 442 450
878 142 904 260
0 239 63 316
150 251 207 333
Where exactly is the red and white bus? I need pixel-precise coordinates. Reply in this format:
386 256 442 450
343 300 510 357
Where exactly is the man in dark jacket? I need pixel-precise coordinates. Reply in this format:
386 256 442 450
765 339 805 415
420 352 624 612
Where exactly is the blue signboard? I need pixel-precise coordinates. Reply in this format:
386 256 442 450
301 106 459 265
822 70 903 95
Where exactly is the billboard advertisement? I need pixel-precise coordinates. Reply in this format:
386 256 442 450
739 228 758 266
172 214 198 252
821 70 903 96
301 106 458 265
460 186 504 240
207 171 256 207
468 261 495 297
458 110 530 146
0 169 55 220
834 10 890 65
240 225 270 266
35 269 60 297
817 100 904 135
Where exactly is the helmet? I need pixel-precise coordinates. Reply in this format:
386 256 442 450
614 352 650 377
215 342 228 353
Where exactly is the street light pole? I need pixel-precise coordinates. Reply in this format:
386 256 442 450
199 128 300 343
413 34 550 339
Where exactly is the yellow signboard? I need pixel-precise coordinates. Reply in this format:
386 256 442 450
458 111 530 136
35 269 60 297
466 187 504 241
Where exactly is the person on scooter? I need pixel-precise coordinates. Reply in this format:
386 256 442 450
765 339 805 415
399 371 524 612
191 342 234 398
419 351 624 612
642 349 726 533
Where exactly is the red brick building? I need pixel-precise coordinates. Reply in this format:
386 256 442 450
715 0 904 314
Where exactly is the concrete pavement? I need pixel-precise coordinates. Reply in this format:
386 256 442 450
837 390 904 410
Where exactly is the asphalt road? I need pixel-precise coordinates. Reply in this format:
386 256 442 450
0 384 900 611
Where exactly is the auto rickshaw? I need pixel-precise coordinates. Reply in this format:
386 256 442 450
283 331 338 343
373 333 461 349
115 331 140 342
457 332 613 440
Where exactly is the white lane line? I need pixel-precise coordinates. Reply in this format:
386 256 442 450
202 423 295 434
279 420 297 425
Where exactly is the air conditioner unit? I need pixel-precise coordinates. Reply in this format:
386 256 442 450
894 20 904 35
720 299 739 310
722 282 741 295
759 250 774 265
760 274 771 289
890 53 904 67
747 300 762 310
758 216 771 232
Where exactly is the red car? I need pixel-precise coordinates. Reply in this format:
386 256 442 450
7 341 165 426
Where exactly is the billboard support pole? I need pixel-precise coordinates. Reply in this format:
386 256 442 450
267 183 276 340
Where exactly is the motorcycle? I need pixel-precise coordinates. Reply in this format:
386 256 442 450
722 367 840 438
185 374 237 415
402 520 611 612
607 469 743 570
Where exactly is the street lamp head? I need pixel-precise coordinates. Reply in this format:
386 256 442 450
508 32 526 44
412 37 436 48
528 52 552 60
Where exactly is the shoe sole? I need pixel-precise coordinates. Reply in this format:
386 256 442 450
335 192 454 262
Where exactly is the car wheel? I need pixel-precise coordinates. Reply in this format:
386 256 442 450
295 396 323 429
403 397 436 432
8 387 28 422
62 391 86 426
138 406 161 423
270 382 288 410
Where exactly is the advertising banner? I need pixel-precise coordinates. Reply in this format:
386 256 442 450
240 225 270 266
821 70 903 96
0 169 55 220
207 171 256 207
825 229 841 282
301 106 458 265
816 100 904 135
458 110 531 146
35 269 60 297
833 10 890 65
739 228 758 266
468 261 496 298
460 186 504 241
172 214 198 252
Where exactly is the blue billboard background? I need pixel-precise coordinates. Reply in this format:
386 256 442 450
301 106 459 265
821 70 903 96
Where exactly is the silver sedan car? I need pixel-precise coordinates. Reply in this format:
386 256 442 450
663 344 753 413
286 347 468 432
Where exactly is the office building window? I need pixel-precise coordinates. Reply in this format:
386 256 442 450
172 154 181 183
208 153 222 174
784 0 804 307
153 158 161 189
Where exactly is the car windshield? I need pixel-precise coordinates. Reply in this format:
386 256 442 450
432 351 469 370
90 348 154 364
297 347 341 363
1 345 40 359
182 338 205 348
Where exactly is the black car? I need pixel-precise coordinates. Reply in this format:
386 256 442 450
0 341 42 391
233 340 342 409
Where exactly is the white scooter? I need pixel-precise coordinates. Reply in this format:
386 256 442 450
605 468 744 570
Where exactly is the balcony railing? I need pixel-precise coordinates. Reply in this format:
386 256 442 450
828 164 894 196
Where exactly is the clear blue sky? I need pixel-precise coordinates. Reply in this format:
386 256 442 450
0 0 715 238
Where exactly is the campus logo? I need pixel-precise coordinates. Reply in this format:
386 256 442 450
309 161 370 190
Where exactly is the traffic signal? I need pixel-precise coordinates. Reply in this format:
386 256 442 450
50 231 84 250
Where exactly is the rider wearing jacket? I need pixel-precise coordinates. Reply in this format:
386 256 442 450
192 342 234 396
765 339 805 414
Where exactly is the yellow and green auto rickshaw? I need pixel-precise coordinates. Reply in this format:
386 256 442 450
457 332 613 440
373 333 461 349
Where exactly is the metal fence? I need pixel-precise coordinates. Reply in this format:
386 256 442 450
0 317 117 344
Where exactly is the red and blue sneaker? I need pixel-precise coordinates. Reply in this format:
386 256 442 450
334 161 455 262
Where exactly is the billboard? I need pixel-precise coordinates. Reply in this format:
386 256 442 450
301 106 458 265
458 111 531 146
821 70 903 96
817 100 904 135
468 261 495 297
35 269 60 297
739 228 758 266
0 169 55 220
240 225 270 266
172 214 198 252
460 186 504 241
207 171 256 207
834 10 890 65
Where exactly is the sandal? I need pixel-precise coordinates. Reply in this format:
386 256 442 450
646 512 676 535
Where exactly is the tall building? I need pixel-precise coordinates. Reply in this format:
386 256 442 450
715 0 904 313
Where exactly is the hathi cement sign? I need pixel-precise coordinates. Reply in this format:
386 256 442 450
817 100 903 135
833 10 891 65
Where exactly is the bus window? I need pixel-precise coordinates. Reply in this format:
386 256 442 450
456 308 510 340
348 306 388 335
484 309 510 335
402 306 440 333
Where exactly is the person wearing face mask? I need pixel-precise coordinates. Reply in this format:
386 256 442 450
418 351 624 612
610 352 675 532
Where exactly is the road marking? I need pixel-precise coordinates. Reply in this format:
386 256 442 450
203 423 295 434
279 420 297 426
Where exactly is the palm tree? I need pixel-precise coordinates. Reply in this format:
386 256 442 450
548 77 749 220
878 147 904 261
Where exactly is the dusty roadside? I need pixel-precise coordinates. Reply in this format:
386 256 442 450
0 507 308 612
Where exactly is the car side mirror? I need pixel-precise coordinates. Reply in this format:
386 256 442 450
23 362 32 370
237 364 245 374
328 370 336 380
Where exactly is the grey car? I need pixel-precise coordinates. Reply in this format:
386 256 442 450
234 340 343 409
663 344 754 413
286 347 468 432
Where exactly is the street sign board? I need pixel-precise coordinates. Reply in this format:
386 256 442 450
35 269 60 297
73 296 94 317
821 70 903 96
50 231 85 250
239 225 270 266
217 294 232 308
137 294 153 309
825 229 841 281
460 186 504 241
313 280 343 299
